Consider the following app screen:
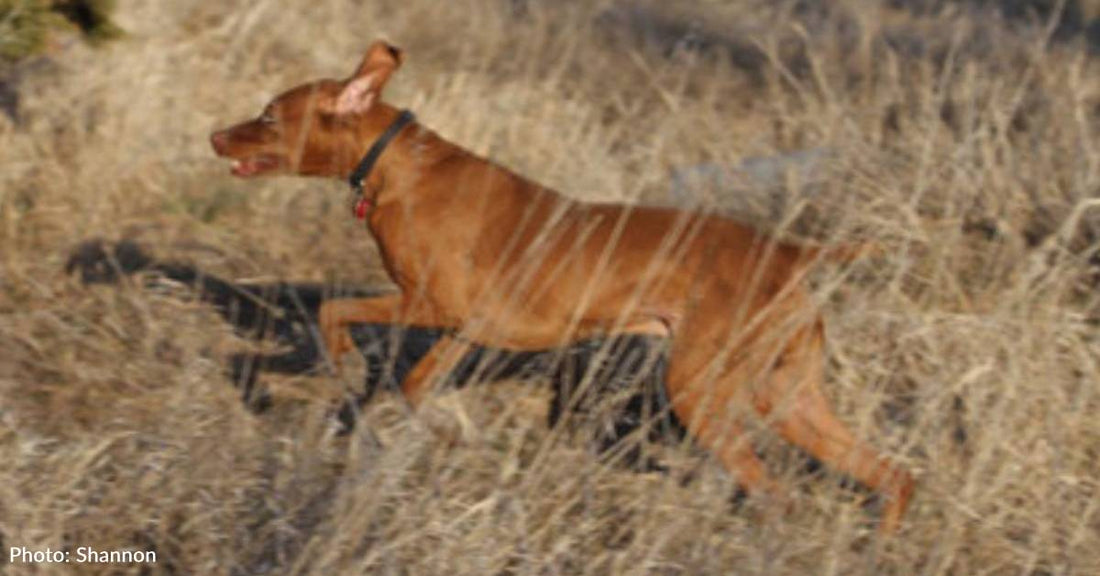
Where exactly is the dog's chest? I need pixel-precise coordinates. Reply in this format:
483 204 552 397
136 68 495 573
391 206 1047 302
367 204 475 305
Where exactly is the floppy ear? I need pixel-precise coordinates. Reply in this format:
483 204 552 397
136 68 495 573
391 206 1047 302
334 41 404 116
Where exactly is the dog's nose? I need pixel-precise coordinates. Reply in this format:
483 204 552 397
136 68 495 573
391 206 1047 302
209 130 229 154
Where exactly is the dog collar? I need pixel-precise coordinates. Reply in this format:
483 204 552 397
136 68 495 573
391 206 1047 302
349 109 416 219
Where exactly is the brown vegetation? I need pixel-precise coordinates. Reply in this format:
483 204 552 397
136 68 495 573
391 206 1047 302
2 1 1099 574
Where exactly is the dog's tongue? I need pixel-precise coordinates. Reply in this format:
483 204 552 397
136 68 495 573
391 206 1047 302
354 197 371 220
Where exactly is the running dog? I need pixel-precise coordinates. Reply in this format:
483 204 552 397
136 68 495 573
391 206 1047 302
209 41 913 532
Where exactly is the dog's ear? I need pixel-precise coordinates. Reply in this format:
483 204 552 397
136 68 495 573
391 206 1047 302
334 41 403 116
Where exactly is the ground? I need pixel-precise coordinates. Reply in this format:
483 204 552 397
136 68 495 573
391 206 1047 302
1 1 1099 574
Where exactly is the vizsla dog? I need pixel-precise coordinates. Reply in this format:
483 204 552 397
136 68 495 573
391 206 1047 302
210 41 914 532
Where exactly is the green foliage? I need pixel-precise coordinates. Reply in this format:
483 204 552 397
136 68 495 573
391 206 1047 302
0 0 57 62
0 0 121 63
52 0 123 43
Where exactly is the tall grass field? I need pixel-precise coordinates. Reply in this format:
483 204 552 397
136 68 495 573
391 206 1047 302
2 1 1099 574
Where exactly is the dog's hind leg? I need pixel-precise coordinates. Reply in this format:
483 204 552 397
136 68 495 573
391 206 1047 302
664 346 786 504
757 322 914 534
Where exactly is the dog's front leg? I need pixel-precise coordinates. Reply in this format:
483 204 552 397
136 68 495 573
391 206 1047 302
393 334 477 445
319 293 442 370
399 334 474 407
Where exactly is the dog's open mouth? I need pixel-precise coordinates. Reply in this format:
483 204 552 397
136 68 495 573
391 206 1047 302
229 154 284 177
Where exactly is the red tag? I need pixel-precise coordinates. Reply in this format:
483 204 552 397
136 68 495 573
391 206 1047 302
354 197 371 220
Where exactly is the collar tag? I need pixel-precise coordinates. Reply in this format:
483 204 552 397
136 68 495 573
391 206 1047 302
354 197 372 220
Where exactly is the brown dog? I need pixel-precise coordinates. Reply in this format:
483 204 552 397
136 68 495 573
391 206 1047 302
210 41 913 532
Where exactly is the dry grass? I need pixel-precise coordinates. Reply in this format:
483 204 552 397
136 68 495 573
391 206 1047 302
2 0 1100 574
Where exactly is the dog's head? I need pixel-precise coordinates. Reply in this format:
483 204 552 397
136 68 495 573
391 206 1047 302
210 41 404 179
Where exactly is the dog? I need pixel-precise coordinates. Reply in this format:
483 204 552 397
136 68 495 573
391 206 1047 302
209 41 913 532
65 239 679 463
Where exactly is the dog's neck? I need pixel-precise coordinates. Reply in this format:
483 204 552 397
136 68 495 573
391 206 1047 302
350 104 457 205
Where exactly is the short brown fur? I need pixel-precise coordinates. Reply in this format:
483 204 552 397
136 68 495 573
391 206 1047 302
210 41 914 533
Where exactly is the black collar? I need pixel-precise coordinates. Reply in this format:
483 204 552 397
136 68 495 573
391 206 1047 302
348 109 416 193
